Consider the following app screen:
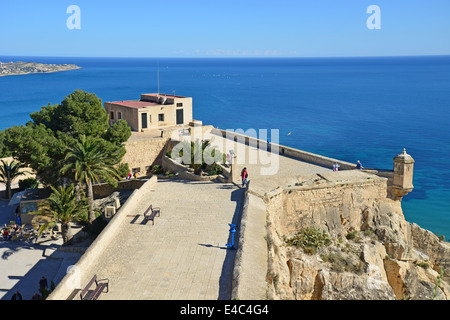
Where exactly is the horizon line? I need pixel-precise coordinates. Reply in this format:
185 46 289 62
1 54 450 60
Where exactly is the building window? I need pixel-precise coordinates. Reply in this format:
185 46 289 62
110 111 114 120
177 103 183 108
118 112 122 120
158 114 165 122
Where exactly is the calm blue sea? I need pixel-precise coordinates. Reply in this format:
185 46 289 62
1 55 449 239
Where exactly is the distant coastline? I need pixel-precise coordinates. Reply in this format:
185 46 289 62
0 61 81 77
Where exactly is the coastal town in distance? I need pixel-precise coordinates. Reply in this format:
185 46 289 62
0 61 80 77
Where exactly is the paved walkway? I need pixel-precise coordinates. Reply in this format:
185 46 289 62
79 179 243 300
1 131 335 300
66 133 333 300
206 132 332 190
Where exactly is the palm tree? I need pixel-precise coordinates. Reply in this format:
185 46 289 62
0 159 28 199
60 135 121 223
176 139 222 175
35 184 88 244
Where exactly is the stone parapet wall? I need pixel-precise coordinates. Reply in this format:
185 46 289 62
47 176 158 300
161 150 189 174
210 128 356 170
230 181 269 300
272 176 389 236
92 179 147 197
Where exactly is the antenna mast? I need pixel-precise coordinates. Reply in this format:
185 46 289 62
157 63 160 96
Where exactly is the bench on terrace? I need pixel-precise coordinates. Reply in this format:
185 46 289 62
80 274 109 300
143 204 161 225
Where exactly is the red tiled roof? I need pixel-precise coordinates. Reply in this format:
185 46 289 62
107 100 159 109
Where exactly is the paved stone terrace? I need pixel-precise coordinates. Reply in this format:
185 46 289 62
207 132 333 187
70 133 335 300
79 179 243 300
1 132 338 300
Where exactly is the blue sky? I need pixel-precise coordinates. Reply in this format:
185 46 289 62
0 0 449 57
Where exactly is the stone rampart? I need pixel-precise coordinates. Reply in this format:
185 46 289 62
47 176 158 300
271 175 389 236
230 181 269 300
230 171 393 299
92 179 147 197
210 128 356 170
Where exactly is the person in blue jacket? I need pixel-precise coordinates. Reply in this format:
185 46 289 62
356 160 363 170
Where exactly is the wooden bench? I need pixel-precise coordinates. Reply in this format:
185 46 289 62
80 275 109 300
143 204 161 225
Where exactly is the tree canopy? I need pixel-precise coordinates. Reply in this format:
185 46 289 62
1 89 131 186
61 134 122 223
0 159 28 199
35 184 89 244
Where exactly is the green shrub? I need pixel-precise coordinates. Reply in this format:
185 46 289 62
284 227 331 254
150 165 164 174
207 163 223 176
19 177 39 191
416 261 429 269
346 230 357 240
320 252 365 274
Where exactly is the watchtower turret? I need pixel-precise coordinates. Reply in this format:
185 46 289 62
391 148 415 200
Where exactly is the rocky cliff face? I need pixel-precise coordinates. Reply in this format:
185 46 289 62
264 171 450 300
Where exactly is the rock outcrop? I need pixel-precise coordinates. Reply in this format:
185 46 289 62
263 170 450 300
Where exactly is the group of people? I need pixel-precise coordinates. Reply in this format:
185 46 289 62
10 276 48 300
332 160 364 172
1 224 22 241
126 170 139 180
11 290 42 300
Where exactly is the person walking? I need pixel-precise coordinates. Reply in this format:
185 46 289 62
241 167 249 187
39 276 48 290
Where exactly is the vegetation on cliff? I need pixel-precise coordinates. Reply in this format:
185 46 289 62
283 227 331 254
264 177 450 300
